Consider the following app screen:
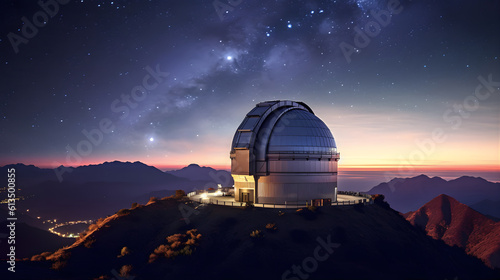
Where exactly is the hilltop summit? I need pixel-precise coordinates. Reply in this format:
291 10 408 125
8 196 498 280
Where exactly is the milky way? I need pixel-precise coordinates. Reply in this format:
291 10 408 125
0 0 498 168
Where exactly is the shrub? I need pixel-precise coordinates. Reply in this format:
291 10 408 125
119 265 133 278
174 190 186 199
76 230 87 242
187 229 202 240
296 207 318 221
116 208 131 216
265 223 277 231
47 248 71 261
179 245 192 256
31 251 52 261
167 233 184 244
131 202 139 209
148 254 158 263
185 238 196 245
51 260 67 270
119 246 131 257
84 238 96 248
250 230 262 238
371 194 391 209
87 223 98 232
171 241 182 249
371 194 385 202
78 218 106 242
148 229 201 263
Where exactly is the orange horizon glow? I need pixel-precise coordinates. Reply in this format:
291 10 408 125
2 157 498 173
339 164 500 172
4 102 497 174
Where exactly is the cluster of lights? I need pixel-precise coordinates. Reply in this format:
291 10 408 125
200 187 224 200
0 196 23 204
42 219 58 224
48 220 93 238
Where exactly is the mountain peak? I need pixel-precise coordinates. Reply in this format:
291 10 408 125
166 164 232 187
405 194 500 269
432 193 458 204
100 160 146 166
451 175 488 184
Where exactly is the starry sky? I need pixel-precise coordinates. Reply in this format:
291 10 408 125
0 0 499 171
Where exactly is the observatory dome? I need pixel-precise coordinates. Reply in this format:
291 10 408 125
266 109 337 155
230 100 340 204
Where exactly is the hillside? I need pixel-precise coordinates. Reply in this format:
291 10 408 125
404 194 500 269
5 196 498 280
368 175 500 213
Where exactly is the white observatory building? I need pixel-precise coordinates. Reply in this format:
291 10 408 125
230 100 340 204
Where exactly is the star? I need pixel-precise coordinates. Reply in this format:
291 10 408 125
0 0 497 174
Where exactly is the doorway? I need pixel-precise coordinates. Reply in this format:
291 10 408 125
240 189 254 202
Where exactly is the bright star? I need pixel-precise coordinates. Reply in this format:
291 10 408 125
226 56 233 61
149 137 154 142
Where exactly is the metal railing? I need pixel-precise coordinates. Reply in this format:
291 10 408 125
187 190 373 208
338 191 372 199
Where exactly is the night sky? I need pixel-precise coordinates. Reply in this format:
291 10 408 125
0 0 499 170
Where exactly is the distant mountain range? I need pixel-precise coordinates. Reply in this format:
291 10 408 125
3 162 498 221
4 196 498 280
404 194 500 269
166 163 233 187
367 174 500 213
2 161 186 186
0 161 232 222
